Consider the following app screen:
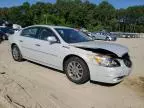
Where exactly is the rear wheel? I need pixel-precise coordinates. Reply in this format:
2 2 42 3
12 45 23 62
64 57 90 84
2 35 6 40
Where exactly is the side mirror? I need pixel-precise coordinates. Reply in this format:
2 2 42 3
47 36 57 44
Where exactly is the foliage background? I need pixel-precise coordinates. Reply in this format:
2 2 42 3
0 0 144 32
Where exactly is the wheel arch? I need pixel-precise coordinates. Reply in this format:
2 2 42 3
11 43 17 49
11 43 22 54
63 54 90 73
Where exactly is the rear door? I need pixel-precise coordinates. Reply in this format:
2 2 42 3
18 27 41 60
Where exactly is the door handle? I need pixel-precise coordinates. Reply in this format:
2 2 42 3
35 44 40 46
19 40 23 42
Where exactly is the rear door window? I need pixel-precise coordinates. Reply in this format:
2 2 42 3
21 27 39 39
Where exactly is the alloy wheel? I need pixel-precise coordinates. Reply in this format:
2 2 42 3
67 61 84 81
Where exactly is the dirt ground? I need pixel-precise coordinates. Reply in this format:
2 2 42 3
0 38 144 108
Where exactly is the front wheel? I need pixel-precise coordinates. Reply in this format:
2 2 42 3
64 57 90 84
12 45 23 62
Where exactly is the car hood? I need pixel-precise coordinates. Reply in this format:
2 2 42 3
70 41 128 57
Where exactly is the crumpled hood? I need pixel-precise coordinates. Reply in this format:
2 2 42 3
71 41 128 57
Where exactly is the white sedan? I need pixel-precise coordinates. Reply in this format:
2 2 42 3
9 25 132 84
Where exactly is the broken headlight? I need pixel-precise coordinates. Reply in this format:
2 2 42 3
95 55 120 67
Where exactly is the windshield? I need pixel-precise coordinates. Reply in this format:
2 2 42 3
55 28 92 43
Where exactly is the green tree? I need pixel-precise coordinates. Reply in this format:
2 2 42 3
0 0 143 32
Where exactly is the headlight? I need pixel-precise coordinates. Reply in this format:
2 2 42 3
95 55 120 67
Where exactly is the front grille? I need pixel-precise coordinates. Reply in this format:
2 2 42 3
122 53 132 68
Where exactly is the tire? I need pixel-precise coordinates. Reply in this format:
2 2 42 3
2 35 6 40
11 45 23 62
64 56 90 84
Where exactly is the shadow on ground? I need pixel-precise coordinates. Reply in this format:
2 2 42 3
27 60 120 87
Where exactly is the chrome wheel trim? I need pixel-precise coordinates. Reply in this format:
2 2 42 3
67 61 83 81
12 47 19 60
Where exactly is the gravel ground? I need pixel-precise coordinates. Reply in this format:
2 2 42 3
0 38 143 108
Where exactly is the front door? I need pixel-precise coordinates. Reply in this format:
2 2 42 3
35 27 63 69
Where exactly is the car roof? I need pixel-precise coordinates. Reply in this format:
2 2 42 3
25 25 72 29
